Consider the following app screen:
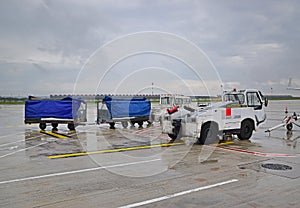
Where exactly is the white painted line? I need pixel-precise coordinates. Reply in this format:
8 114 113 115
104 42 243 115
0 139 24 147
0 125 98 159
118 179 239 208
0 142 48 158
0 131 23 139
0 132 45 147
0 158 161 185
0 142 48 159
0 129 52 147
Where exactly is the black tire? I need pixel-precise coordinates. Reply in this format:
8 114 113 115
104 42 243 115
51 123 58 130
168 126 181 142
121 121 128 128
286 123 293 131
68 123 75 131
39 123 46 130
146 120 152 127
198 123 219 145
168 133 177 141
130 121 135 127
109 122 115 129
137 121 143 128
238 120 253 140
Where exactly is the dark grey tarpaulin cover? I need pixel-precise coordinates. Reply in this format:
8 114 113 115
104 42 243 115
103 96 151 119
25 97 85 119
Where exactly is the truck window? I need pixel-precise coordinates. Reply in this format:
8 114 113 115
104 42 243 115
184 98 191 104
247 92 262 109
223 93 245 104
160 96 190 105
161 97 171 105
175 98 183 105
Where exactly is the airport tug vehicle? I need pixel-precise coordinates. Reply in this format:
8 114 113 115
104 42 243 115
162 89 268 144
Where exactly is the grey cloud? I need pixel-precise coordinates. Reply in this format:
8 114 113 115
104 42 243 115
0 0 299 96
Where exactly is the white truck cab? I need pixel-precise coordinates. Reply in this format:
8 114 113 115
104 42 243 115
162 89 268 144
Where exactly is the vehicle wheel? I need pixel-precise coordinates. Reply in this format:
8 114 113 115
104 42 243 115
68 123 75 131
109 122 115 129
168 125 181 142
39 123 46 130
51 123 58 128
51 123 58 131
130 121 135 127
121 121 128 128
158 117 163 126
146 120 152 127
137 121 143 128
198 123 218 145
168 134 177 142
286 123 293 131
238 120 253 140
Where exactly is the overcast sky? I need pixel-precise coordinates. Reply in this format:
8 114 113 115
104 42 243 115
1 0 300 97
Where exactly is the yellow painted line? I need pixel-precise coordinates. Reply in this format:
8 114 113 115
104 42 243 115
48 142 184 159
40 130 69 139
217 141 235 146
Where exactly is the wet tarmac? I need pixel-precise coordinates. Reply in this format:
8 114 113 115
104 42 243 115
0 101 299 207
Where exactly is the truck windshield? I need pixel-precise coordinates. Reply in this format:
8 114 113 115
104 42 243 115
223 93 245 104
161 97 172 105
160 96 191 105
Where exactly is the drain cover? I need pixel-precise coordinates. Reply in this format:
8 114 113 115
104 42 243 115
239 159 300 179
261 163 292 171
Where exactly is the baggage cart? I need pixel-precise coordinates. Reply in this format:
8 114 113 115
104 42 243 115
97 96 151 129
24 96 87 130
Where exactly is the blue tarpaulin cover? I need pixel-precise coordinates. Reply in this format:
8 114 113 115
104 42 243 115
25 97 85 119
103 96 151 119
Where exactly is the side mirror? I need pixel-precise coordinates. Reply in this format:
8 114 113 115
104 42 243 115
264 97 268 107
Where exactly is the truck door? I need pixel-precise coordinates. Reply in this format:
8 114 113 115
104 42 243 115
246 92 266 125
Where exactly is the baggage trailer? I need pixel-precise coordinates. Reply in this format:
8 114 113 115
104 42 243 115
97 96 151 129
24 96 87 130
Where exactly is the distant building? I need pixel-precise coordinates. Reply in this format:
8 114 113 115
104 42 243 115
50 94 160 101
49 94 222 102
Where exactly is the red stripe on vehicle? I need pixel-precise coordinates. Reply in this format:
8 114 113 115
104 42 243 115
226 108 231 117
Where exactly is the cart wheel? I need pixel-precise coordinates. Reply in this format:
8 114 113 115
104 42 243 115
68 123 75 131
52 123 58 131
109 122 115 129
286 123 293 131
121 121 128 128
137 121 143 128
146 120 152 127
130 121 135 127
39 123 46 130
